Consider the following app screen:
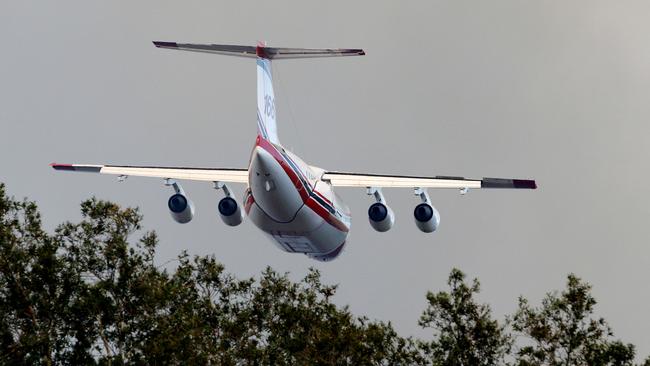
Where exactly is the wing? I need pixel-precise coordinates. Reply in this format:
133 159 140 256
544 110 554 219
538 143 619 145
51 163 248 183
321 171 536 190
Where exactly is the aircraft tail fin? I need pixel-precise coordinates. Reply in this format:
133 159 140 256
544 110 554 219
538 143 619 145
153 41 365 144
256 56 278 143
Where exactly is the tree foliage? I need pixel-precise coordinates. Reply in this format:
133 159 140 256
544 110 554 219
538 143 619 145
512 274 636 366
418 268 512 365
0 184 421 365
0 182 647 365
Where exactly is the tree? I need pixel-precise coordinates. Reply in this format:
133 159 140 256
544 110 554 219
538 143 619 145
2 182 648 365
0 184 95 364
512 274 636 366
418 268 512 366
0 183 422 365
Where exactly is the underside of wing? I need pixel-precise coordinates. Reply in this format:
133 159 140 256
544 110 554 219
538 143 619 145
321 171 536 189
51 164 248 183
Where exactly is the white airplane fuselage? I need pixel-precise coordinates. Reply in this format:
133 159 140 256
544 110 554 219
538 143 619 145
245 136 351 261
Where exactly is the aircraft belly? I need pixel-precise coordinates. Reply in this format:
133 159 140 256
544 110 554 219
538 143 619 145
247 202 348 258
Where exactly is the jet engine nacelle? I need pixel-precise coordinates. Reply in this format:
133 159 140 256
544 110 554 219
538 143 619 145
218 196 244 226
368 202 395 232
168 193 195 224
413 203 440 233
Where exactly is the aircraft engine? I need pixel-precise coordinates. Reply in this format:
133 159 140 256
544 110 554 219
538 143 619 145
413 203 440 233
168 193 195 224
368 202 395 232
218 196 244 226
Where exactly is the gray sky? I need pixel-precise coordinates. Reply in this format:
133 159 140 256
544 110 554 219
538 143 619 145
2 0 650 359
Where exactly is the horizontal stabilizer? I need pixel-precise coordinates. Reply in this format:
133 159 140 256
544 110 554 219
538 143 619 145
153 41 365 60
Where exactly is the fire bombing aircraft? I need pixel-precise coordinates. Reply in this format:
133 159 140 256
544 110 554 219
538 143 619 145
52 41 536 261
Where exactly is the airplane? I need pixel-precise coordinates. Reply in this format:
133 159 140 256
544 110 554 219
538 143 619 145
52 41 536 262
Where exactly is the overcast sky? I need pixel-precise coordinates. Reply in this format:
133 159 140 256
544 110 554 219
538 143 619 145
2 0 650 359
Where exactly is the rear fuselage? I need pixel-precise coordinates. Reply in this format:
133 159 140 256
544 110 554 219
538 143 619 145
245 136 351 261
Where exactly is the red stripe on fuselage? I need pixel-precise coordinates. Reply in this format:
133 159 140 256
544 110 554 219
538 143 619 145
256 137 310 201
255 137 349 233
305 198 349 232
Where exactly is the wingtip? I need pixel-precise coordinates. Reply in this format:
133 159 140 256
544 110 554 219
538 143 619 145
153 41 178 48
481 177 537 189
514 179 537 189
359 50 366 56
51 163 74 171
